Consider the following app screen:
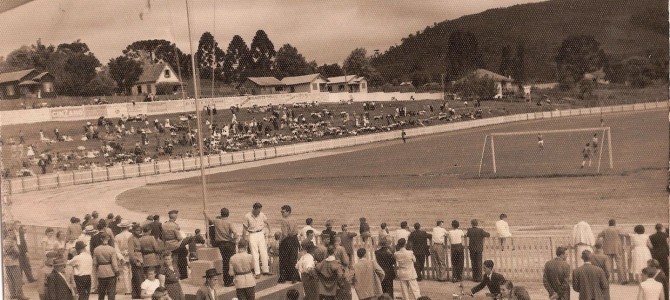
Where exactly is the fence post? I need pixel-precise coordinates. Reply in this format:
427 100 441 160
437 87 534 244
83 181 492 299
181 158 185 170
106 167 110 181
137 164 141 176
168 159 172 173
21 176 25 192
91 168 94 183
122 165 126 179
72 171 75 185
36 175 41 190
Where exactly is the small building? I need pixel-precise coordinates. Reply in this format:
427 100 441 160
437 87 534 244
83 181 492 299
0 69 56 99
237 77 285 95
459 69 514 99
131 63 183 96
326 75 368 93
280 74 328 93
584 68 609 84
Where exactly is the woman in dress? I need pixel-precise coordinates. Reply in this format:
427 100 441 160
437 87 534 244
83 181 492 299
630 225 653 282
158 252 184 300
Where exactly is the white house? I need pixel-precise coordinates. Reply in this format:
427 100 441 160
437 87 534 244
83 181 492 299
326 75 368 93
459 69 514 99
237 77 284 95
131 63 183 95
280 74 328 93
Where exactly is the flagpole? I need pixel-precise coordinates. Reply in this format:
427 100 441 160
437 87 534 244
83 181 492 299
185 0 209 236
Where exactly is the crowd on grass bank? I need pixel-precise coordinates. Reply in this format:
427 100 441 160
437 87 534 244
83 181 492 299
3 204 668 300
1 100 500 178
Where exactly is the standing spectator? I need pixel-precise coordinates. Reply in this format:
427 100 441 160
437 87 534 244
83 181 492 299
302 230 316 247
592 243 610 280
4 229 27 300
352 248 385 300
37 252 59 300
573 221 596 267
69 241 93 300
359 217 371 245
299 218 320 242
448 220 466 282
149 215 163 241
90 211 101 228
647 259 669 300
430 220 449 282
313 235 330 263
45 258 75 300
158 252 185 300
394 221 411 248
394 238 421 300
42 227 61 254
163 210 187 279
114 220 133 295
338 224 358 262
195 268 221 300
597 219 627 283
229 239 256 300
315 245 346 300
204 208 236 287
93 233 119 300
468 260 506 297
573 250 609 300
637 267 664 300
243 202 272 277
128 225 145 299
14 221 36 283
67 217 83 246
295 242 318 300
378 223 391 247
322 220 337 246
543 246 572 300
374 238 396 298
466 219 490 281
278 205 301 284
332 235 350 268
495 214 513 250
139 226 161 272
649 224 669 278
630 225 653 282
407 222 430 281
141 268 160 298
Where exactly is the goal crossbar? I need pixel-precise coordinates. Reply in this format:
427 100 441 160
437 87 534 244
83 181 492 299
490 127 610 137
479 127 613 176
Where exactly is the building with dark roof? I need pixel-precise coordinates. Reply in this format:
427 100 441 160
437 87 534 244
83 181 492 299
238 74 329 95
326 75 368 93
131 63 183 96
0 69 56 99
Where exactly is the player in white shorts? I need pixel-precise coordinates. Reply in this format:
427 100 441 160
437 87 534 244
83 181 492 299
537 134 544 151
591 133 598 151
581 143 592 168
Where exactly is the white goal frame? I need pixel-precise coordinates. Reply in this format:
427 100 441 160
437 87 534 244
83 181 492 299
478 127 613 176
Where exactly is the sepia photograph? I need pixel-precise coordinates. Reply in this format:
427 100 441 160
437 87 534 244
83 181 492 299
0 0 668 299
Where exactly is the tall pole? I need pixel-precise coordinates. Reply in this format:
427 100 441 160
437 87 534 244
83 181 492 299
211 0 216 99
186 0 209 233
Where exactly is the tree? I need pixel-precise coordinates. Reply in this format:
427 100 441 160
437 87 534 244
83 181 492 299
273 44 313 79
2 40 55 72
555 35 608 83
222 35 251 83
81 68 117 96
498 45 513 77
343 48 384 86
122 39 189 79
316 64 344 78
195 32 225 80
108 55 144 94
445 31 482 81
512 43 526 85
452 74 496 100
49 40 101 96
246 30 276 77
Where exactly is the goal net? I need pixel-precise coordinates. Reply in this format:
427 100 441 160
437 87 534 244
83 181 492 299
478 127 613 177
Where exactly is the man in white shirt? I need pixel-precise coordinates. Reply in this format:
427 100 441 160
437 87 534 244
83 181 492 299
431 220 449 281
68 240 93 300
299 217 320 242
243 202 272 278
114 220 133 295
447 220 466 282
394 221 411 249
638 267 664 300
495 214 513 251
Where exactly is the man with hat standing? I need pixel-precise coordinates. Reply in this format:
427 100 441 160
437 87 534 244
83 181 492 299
243 202 272 278
127 224 145 299
114 220 133 295
195 268 222 300
4 229 28 300
45 257 76 300
93 232 119 300
204 207 237 287
163 210 187 279
37 251 61 300
229 239 257 300
68 241 93 300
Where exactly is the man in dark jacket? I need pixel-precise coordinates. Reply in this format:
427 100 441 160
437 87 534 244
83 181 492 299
649 224 669 278
14 222 36 282
374 238 396 298
469 260 505 297
572 250 609 300
45 258 75 300
543 246 571 300
407 223 431 281
466 219 490 281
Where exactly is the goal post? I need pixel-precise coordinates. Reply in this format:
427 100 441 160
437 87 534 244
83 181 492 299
479 127 613 177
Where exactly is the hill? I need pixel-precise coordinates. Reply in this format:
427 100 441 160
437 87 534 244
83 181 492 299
370 0 668 83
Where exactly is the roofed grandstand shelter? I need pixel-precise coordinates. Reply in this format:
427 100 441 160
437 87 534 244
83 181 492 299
0 69 56 99
238 73 330 95
130 62 183 96
326 75 368 93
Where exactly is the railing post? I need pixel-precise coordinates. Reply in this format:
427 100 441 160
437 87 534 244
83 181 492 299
106 167 110 181
168 159 172 172
21 176 25 192
91 168 94 183
36 175 41 190
72 171 75 185
122 164 126 179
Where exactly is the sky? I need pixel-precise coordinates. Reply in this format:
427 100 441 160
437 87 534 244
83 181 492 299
0 0 546 65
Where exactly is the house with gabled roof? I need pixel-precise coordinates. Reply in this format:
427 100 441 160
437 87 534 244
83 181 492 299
131 62 183 96
280 74 328 93
0 69 56 99
326 75 368 93
458 69 514 99
237 77 284 95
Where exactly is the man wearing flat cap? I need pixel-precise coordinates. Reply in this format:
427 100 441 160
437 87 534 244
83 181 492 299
93 232 119 300
243 202 272 278
195 268 222 300
45 257 75 300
